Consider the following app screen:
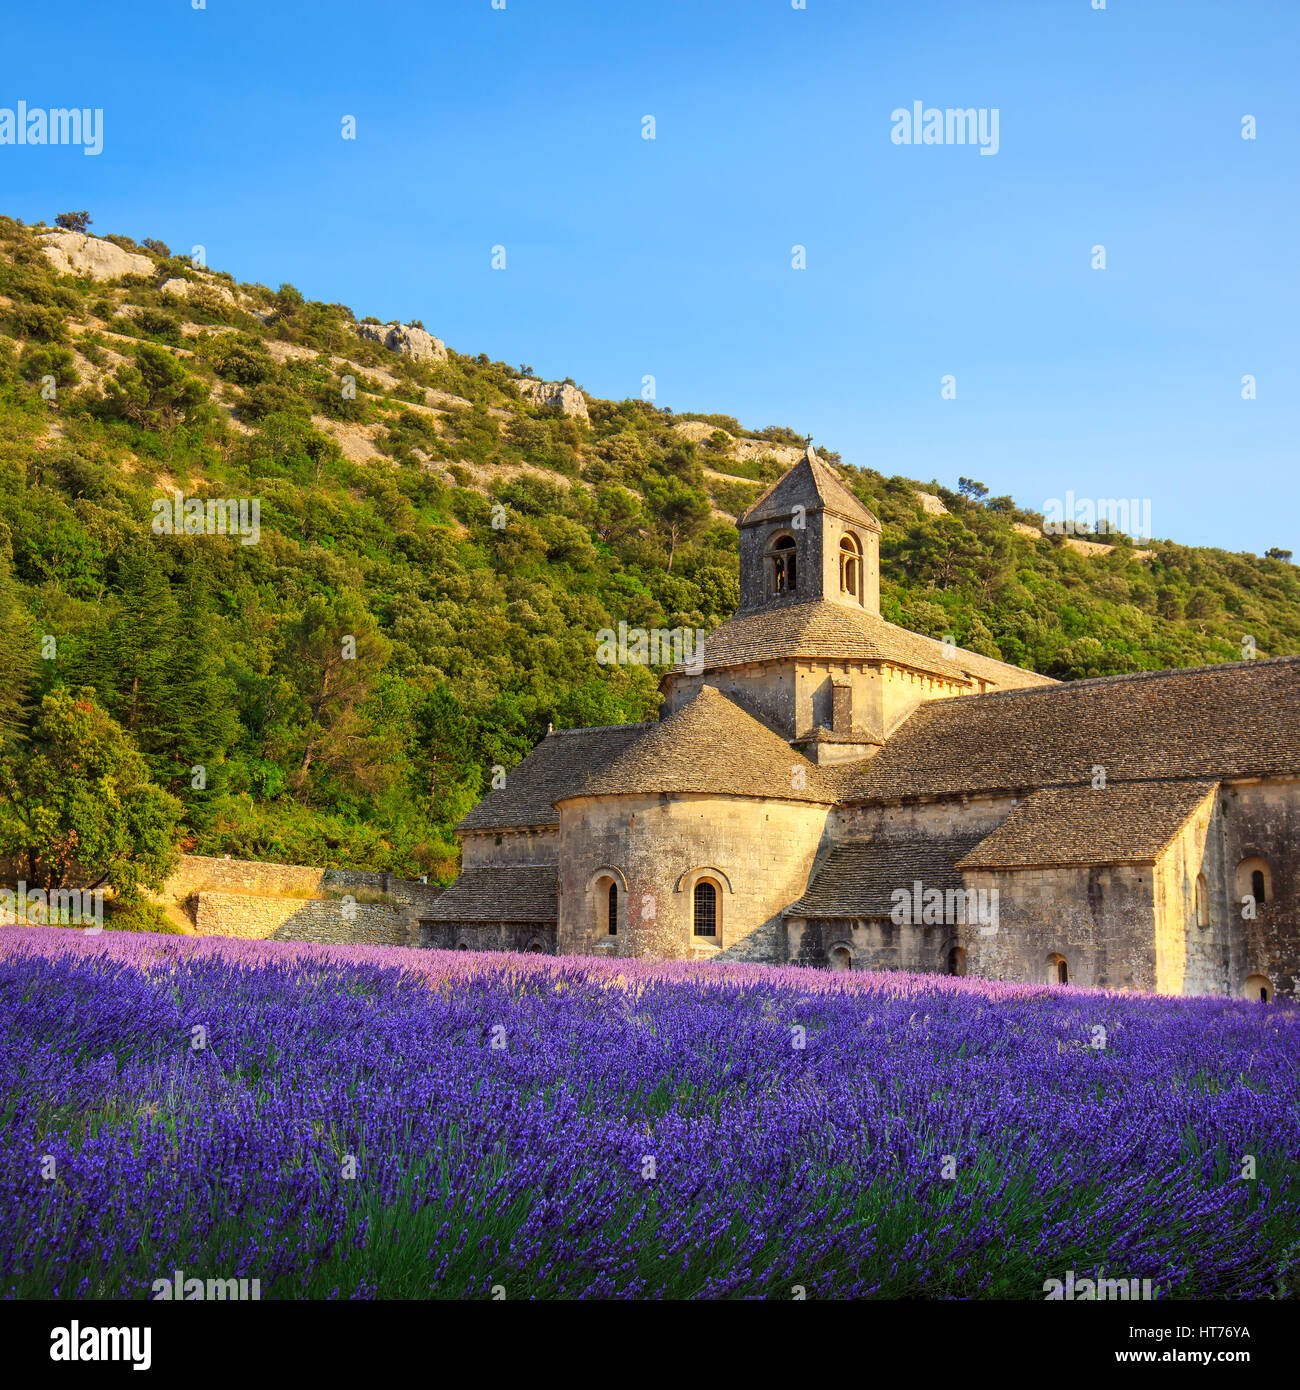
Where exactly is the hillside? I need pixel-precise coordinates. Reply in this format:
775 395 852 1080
1 213 1298 881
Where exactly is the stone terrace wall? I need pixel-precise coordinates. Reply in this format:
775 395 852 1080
166 854 445 914
194 891 412 947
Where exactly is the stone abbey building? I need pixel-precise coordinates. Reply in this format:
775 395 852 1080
426 449 1299 999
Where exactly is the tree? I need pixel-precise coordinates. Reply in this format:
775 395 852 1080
0 687 182 900
1265 547 1293 563
1156 585 1185 621
592 485 642 545
958 477 989 503
1185 586 1222 620
84 553 238 800
643 475 711 572
102 342 208 430
410 683 478 810
278 591 394 799
54 211 92 233
0 547 33 753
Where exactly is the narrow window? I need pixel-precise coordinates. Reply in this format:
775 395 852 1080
1195 874 1208 927
839 535 862 602
770 536 797 595
607 881 618 935
1236 858 1270 908
693 880 717 937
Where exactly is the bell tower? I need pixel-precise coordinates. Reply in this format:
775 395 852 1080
737 446 882 614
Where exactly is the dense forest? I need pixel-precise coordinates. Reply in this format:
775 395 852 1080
1 213 1297 894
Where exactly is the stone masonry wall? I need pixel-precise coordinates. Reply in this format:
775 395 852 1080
961 863 1156 990
416 921 556 953
165 854 445 914
557 791 832 963
1221 779 1300 998
193 891 412 947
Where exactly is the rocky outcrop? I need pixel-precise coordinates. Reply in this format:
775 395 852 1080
672 422 802 468
914 490 950 517
356 320 447 363
160 276 236 308
514 378 590 422
39 231 154 282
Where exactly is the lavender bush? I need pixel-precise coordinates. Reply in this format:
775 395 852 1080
1 926 1296 1299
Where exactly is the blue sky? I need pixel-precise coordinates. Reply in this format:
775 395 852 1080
2 0 1296 552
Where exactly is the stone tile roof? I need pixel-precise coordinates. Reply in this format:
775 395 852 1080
419 866 558 922
955 780 1218 870
673 599 1055 690
784 833 986 918
842 655 1300 802
559 685 836 805
741 448 882 532
457 724 648 831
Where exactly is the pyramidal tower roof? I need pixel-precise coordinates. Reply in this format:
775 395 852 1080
740 445 881 532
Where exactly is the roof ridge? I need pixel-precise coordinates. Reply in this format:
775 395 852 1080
949 651 1300 705
840 772 1238 806
545 722 650 736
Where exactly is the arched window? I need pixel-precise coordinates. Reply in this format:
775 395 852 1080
1195 874 1209 927
593 874 620 936
767 534 797 596
829 945 852 972
693 880 717 937
1245 973 1272 1003
839 534 862 602
1236 858 1271 910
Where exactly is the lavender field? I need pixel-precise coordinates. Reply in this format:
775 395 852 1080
1 926 1297 1300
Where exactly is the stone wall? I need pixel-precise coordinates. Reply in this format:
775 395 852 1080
961 863 1157 989
193 891 412 947
460 828 558 869
840 794 1018 841
415 920 555 953
786 916 958 974
557 790 832 962
1220 779 1300 998
660 660 797 734
165 854 444 914
1152 787 1227 996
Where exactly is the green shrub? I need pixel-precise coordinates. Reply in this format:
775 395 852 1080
106 899 185 935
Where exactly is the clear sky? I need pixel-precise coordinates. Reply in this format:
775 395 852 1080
2 0 1296 552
